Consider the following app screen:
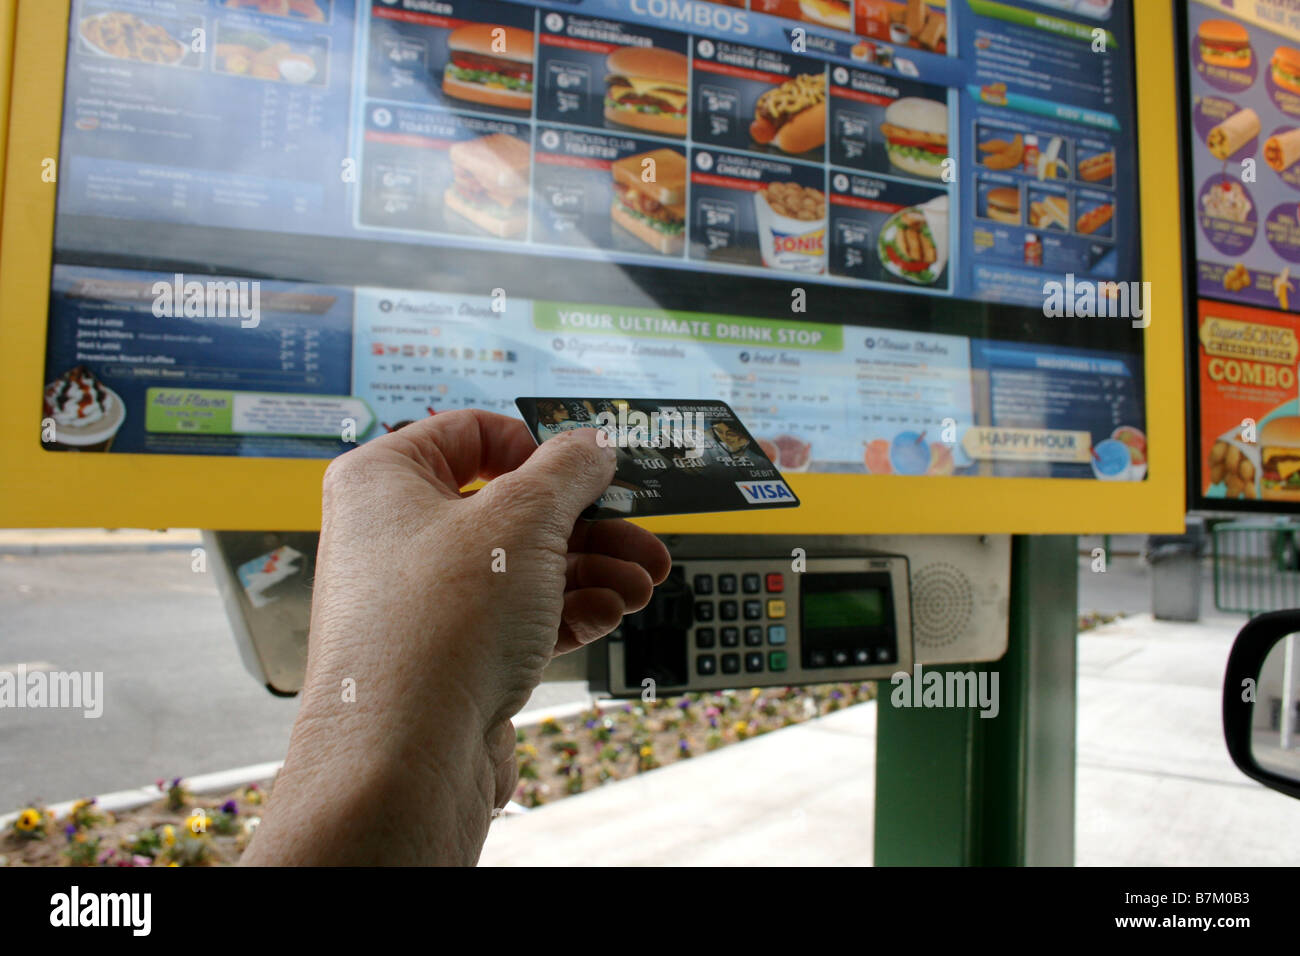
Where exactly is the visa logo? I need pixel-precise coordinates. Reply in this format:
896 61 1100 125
735 480 795 504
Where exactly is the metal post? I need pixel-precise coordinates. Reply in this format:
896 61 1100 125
874 535 1078 866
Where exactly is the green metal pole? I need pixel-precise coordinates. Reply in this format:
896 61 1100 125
874 535 1078 866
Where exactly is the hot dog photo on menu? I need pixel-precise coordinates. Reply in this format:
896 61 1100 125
691 36 827 162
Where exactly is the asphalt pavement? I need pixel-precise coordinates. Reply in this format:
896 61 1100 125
0 542 589 809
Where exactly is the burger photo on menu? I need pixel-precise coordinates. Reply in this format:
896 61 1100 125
982 185 1021 225
610 148 686 255
1197 18 1252 70
1260 417 1300 501
442 23 534 112
880 97 948 179
750 73 827 155
604 47 689 137
1272 46 1300 95
443 132 530 238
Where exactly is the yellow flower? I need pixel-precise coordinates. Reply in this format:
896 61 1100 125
733 720 747 733
15 809 41 831
750 688 761 699
639 745 653 758
162 825 175 847
166 862 179 867
185 813 208 836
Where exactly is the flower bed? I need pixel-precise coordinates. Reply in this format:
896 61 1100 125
1 682 874 866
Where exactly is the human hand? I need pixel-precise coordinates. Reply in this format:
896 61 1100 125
243 409 671 865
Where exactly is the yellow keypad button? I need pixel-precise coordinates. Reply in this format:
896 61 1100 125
767 599 786 619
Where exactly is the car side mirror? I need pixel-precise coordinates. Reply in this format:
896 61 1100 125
1223 609 1300 800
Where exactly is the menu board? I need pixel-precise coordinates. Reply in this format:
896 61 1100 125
44 0 1148 482
1185 0 1300 509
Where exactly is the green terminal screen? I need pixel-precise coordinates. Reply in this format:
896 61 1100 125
803 589 886 630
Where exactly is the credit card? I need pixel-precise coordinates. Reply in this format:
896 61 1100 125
515 398 801 520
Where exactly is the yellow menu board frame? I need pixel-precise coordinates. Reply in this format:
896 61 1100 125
0 0 1185 533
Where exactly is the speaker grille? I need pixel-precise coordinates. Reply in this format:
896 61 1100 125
912 562 975 648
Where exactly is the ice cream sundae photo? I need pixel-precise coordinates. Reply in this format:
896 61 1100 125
41 365 125 452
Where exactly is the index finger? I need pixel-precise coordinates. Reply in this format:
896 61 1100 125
372 408 540 490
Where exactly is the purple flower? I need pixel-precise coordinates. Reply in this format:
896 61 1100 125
831 689 844 699
678 739 689 751
677 699 690 710
171 777 182 788
64 823 77 838
220 800 237 815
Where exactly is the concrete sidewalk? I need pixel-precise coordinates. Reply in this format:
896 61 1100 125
481 702 876 866
482 612 1300 866
0 528 201 555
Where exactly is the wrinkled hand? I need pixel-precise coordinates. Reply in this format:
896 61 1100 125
243 410 670 865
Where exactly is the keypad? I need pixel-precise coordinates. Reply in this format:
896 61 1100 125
682 560 899 685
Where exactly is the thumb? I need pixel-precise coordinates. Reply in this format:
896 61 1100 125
488 427 617 531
